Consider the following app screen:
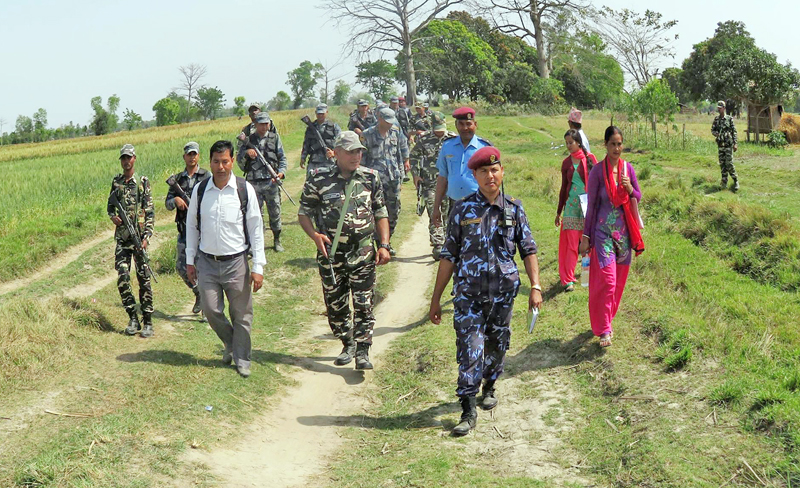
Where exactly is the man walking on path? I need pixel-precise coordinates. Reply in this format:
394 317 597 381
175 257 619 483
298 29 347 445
186 140 266 378
108 144 155 337
165 141 209 314
711 100 739 191
298 131 392 370
429 147 542 436
300 103 340 176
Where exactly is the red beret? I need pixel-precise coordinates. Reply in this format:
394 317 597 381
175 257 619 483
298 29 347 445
467 146 501 170
398 96 405 101
452 106 476 120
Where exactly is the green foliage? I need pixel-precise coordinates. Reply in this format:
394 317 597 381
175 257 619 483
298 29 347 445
152 97 181 126
233 96 246 117
710 380 747 406
286 60 324 109
90 96 111 136
655 328 695 371
355 60 396 101
331 80 350 106
766 130 789 149
661 67 689 103
194 86 225 120
551 31 625 108
632 79 679 127
122 109 143 131
267 91 292 112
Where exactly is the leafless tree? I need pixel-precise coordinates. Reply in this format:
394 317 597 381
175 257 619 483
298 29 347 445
481 0 588 79
178 63 207 121
322 0 466 106
588 7 678 88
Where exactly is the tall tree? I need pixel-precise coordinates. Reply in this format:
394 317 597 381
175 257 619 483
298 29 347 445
633 78 678 134
233 96 247 117
178 63 207 122
287 61 324 109
15 115 33 141
323 0 466 106
332 80 351 106
268 91 293 111
195 86 226 120
123 109 143 130
152 97 181 126
107 95 120 132
483 0 588 79
356 60 397 101
589 7 678 88
660 67 689 103
90 96 109 135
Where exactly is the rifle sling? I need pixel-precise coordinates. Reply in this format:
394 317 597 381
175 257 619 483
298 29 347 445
330 178 357 256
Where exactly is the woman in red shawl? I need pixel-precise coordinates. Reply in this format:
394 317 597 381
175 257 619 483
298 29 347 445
579 126 644 347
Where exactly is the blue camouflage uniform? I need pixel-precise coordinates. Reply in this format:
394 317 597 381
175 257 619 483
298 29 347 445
436 134 493 202
440 190 538 397
360 125 409 236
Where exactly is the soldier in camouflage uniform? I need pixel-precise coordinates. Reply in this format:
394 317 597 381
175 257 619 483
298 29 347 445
298 131 392 370
429 147 542 436
239 103 261 139
237 112 288 252
390 96 411 141
107 144 156 337
348 99 377 135
409 111 457 259
360 107 409 251
301 103 340 176
711 100 739 191
165 141 209 314
411 102 431 137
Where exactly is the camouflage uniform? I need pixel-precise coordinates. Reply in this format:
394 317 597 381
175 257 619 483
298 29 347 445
440 191 538 397
348 110 377 133
410 129 457 247
237 130 288 234
107 174 155 319
298 165 388 345
396 107 411 138
165 167 209 291
711 114 738 183
411 112 431 134
360 124 409 237
301 119 340 175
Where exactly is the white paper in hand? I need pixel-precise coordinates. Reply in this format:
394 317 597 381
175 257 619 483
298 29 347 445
579 193 588 217
527 308 539 334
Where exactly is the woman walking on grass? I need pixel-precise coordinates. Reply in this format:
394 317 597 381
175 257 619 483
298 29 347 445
579 126 644 347
555 129 597 292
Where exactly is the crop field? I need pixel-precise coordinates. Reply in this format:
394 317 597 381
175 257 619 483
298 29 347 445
1 109 799 487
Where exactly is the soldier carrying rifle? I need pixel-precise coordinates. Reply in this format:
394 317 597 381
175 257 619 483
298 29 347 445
108 144 156 337
300 103 340 176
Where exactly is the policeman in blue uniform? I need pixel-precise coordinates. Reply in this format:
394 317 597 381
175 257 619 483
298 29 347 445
432 107 493 226
429 146 543 436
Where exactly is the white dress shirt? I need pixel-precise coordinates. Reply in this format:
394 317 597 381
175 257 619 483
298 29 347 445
578 129 591 154
186 175 266 275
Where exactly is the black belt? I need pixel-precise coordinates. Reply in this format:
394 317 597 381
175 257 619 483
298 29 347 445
201 250 246 262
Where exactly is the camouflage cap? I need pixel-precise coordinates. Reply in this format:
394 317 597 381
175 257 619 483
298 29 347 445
316 103 328 114
183 141 200 154
119 144 136 158
717 100 726 108
431 111 447 131
334 131 366 151
377 107 397 125
389 96 399 103
414 101 424 108
248 102 261 111
357 99 369 106
255 112 272 124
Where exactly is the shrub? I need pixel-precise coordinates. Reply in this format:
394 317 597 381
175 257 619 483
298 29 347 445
766 130 789 149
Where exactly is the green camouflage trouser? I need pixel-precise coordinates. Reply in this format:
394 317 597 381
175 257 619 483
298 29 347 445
252 180 282 233
115 240 153 316
419 177 446 246
316 247 377 345
718 146 738 181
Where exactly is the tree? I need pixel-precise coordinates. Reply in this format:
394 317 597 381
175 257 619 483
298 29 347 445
15 115 33 141
356 60 397 101
324 0 466 106
632 78 678 138
32 108 48 141
267 91 292 111
152 97 181 126
589 8 678 88
122 109 143 130
195 86 225 120
90 96 109 135
483 0 589 79
332 80 351 106
233 96 247 117
178 63 207 122
106 95 120 132
287 61 324 109
660 67 689 103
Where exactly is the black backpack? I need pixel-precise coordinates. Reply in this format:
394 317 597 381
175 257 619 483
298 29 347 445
196 176 250 249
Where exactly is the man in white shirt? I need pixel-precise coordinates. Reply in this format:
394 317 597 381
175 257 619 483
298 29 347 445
186 140 266 378
568 107 591 154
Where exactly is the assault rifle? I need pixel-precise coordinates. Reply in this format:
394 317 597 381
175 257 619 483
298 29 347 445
109 185 157 283
238 137 297 206
300 115 335 164
165 175 190 206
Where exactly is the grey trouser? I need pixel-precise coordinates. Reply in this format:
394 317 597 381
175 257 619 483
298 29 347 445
196 252 253 369
176 237 198 294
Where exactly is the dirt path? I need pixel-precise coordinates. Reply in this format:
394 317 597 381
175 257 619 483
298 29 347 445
183 218 436 487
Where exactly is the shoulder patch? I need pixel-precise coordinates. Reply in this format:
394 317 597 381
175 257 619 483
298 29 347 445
312 166 332 177
504 194 523 207
358 166 378 176
477 137 493 147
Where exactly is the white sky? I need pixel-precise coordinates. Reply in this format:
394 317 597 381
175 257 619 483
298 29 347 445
0 0 796 129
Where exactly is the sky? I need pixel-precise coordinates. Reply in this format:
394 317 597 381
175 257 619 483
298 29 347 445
0 0 797 130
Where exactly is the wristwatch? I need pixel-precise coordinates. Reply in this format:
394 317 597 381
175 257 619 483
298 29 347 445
532 284 542 292
378 243 391 251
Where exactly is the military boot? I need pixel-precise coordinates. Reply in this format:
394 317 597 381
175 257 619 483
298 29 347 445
273 230 285 253
334 337 356 366
452 396 477 436
125 312 140 336
480 379 498 410
191 288 202 314
732 178 740 192
355 342 373 370
432 245 442 260
141 313 154 338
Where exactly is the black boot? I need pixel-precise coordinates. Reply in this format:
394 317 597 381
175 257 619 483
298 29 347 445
480 379 498 410
452 396 477 436
273 230 285 253
141 313 154 338
192 288 202 314
125 312 140 336
732 178 739 192
334 337 356 366
355 342 373 370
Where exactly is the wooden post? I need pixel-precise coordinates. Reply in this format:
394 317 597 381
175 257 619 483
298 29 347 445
682 124 686 150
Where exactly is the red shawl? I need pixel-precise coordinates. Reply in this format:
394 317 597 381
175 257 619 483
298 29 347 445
603 158 644 255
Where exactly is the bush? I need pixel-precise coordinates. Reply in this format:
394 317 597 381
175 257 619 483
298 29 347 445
766 130 789 149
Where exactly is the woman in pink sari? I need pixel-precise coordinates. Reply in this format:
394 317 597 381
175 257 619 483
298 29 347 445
555 129 597 292
579 126 644 347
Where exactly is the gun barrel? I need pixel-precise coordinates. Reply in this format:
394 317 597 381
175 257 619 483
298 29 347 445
247 143 297 206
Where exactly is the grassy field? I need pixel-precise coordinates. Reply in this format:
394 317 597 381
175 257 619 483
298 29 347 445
2 109 799 487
